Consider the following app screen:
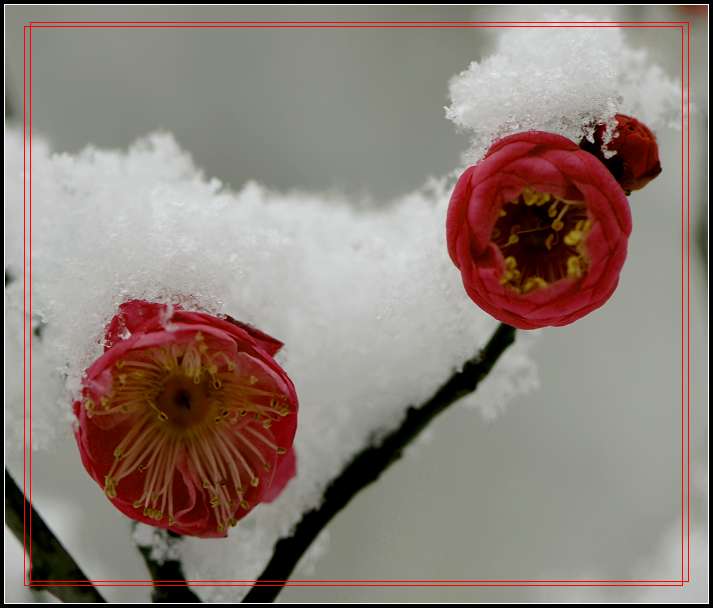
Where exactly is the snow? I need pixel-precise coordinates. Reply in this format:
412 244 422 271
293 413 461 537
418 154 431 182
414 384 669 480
4 129 537 599
446 13 683 162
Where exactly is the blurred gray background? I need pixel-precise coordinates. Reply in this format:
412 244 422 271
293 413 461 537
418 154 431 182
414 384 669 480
4 5 708 603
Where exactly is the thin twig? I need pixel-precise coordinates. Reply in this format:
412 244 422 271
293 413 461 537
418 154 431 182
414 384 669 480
4 322 514 603
136 529 201 603
5 469 106 603
242 322 517 602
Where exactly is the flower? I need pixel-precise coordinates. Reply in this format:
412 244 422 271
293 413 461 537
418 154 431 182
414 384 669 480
73 300 298 538
580 114 662 194
446 131 632 330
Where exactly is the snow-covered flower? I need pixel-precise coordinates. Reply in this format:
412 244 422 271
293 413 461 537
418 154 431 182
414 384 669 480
580 114 662 194
73 300 298 538
446 131 632 330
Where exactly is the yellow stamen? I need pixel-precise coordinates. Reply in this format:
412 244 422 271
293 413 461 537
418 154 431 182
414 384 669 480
104 475 117 498
522 276 548 294
500 256 521 285
523 188 551 206
523 188 538 206
563 229 583 246
551 203 570 231
567 256 584 278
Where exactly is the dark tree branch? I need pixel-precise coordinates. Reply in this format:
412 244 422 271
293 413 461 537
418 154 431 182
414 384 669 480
4 322 515 603
5 470 106 603
242 322 517 602
136 529 201 603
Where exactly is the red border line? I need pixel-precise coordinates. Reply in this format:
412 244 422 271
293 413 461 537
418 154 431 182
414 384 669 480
32 582 686 588
28 20 35 587
22 22 28 590
27 20 692 24
22 20 691 590
680 25 685 584
27 25 685 30
32 578 685 586
686 16 692 582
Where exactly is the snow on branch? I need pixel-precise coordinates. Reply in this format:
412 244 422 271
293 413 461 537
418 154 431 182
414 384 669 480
446 13 684 162
4 130 537 601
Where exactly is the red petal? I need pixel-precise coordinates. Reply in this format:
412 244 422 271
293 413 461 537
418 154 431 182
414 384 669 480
103 300 167 350
262 447 297 503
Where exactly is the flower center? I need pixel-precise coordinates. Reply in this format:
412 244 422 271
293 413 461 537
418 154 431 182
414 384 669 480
491 187 591 293
156 375 214 430
84 332 292 533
